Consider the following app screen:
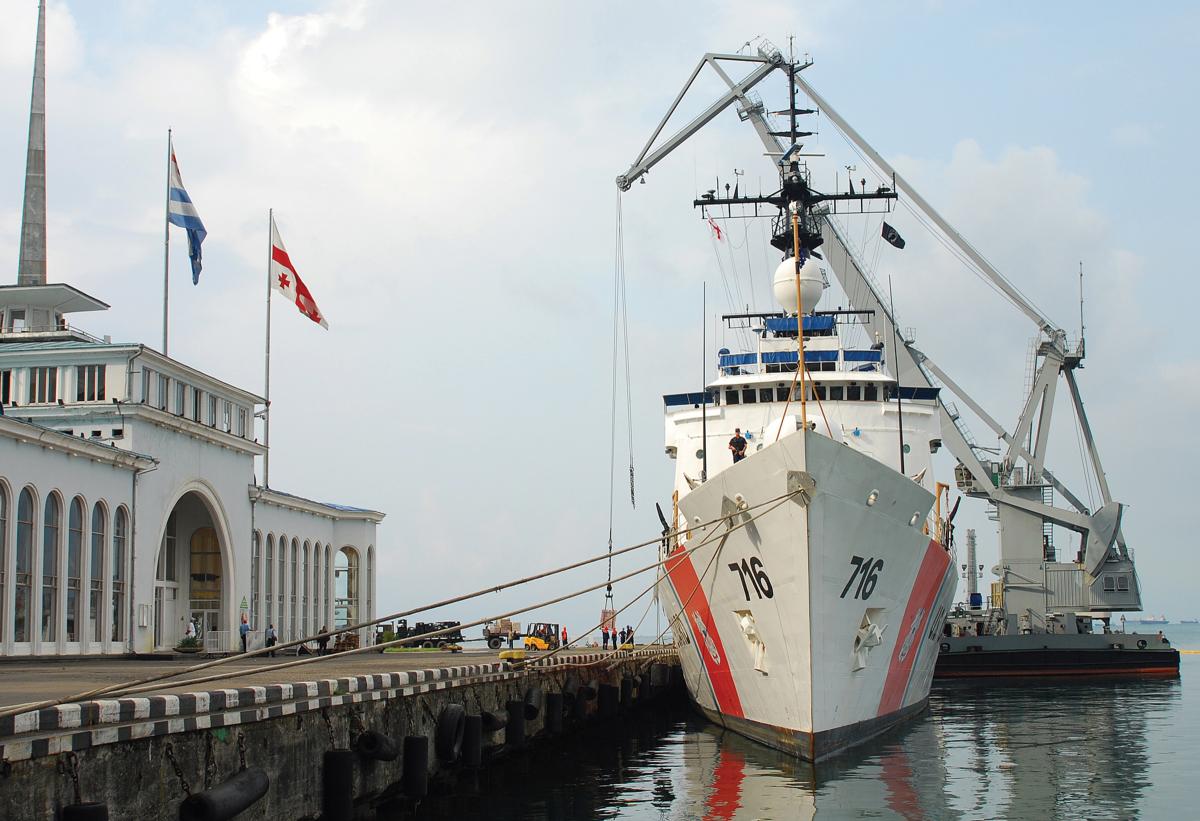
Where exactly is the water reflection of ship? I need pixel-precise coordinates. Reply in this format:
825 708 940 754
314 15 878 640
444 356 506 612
931 677 1180 819
674 718 954 820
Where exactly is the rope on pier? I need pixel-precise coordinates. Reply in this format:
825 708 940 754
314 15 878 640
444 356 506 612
1 488 800 714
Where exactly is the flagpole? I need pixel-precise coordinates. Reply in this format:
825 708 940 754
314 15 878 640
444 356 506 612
264 209 273 489
162 128 172 356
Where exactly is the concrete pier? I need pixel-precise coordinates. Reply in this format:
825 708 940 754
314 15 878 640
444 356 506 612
0 649 680 819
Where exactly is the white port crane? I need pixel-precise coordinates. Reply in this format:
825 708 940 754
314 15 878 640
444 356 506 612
617 45 1139 623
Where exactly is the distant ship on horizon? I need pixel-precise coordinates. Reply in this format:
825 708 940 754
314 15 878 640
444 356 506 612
1136 615 1169 625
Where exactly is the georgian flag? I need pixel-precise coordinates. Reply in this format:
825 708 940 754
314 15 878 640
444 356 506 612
167 145 207 284
270 217 329 329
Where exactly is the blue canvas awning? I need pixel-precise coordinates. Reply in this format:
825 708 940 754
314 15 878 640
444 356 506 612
718 352 758 368
764 315 835 333
844 349 883 362
663 391 716 407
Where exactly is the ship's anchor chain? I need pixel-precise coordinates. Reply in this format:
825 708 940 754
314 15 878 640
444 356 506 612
237 732 248 772
322 707 339 749
57 750 82 805
203 732 217 791
164 743 191 798
349 705 366 743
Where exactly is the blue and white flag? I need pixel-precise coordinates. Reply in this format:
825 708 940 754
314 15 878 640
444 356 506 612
167 146 207 284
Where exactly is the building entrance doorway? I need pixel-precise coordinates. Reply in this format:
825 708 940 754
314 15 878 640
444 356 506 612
153 493 224 650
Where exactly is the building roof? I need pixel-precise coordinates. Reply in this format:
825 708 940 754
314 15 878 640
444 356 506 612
0 283 109 313
253 486 386 523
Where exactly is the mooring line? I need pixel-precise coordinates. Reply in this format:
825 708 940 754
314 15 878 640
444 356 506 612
46 490 800 706
0 489 798 721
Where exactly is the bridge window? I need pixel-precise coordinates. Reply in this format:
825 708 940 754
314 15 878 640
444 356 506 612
847 385 861 401
759 388 773 403
76 365 106 402
725 389 740 405
157 374 169 410
776 387 790 402
741 388 757 404
1117 576 1129 592
828 386 844 401
28 366 58 404
1 368 10 404
865 385 878 401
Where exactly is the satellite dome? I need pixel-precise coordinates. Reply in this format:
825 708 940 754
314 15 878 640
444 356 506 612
773 256 825 313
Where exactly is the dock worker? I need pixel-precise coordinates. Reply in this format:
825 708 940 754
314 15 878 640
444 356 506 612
266 623 278 657
562 626 568 646
729 428 747 463
602 625 610 650
239 615 250 653
317 626 330 656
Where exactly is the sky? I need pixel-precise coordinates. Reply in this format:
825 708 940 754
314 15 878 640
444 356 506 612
1 1 1197 638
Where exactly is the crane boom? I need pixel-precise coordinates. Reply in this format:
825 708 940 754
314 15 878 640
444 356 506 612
615 51 784 191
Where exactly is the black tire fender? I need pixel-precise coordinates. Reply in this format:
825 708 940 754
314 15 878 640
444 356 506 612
1137 639 1148 649
435 704 466 762
939 642 951 653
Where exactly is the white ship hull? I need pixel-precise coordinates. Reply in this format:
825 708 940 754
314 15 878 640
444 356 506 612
657 429 957 761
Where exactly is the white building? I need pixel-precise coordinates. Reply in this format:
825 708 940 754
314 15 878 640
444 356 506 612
0 3 383 657
0 285 383 656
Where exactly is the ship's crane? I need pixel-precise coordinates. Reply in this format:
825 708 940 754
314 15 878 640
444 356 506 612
617 44 1139 624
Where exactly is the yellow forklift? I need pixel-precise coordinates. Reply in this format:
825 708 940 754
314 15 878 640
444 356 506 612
522 622 561 651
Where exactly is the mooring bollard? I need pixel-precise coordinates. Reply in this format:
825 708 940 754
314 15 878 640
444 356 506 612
401 736 429 799
598 684 619 718
354 730 399 762
462 714 483 768
322 750 355 821
545 692 564 735
505 700 526 749
620 677 634 710
62 804 108 821
523 686 543 721
436 704 466 763
179 768 270 821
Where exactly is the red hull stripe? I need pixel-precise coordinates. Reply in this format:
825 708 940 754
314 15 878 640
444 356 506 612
665 547 745 718
878 540 950 715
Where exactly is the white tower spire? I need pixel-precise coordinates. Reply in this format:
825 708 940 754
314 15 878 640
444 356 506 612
17 0 47 286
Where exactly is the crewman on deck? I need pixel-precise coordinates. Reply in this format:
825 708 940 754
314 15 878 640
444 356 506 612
729 428 748 463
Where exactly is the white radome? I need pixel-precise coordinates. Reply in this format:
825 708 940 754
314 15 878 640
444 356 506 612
773 256 824 313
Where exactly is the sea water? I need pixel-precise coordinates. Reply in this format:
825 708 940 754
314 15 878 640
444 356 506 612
401 625 1195 820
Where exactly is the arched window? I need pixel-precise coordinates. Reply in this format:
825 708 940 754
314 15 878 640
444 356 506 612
42 493 61 642
312 542 322 630
334 547 359 628
0 483 8 642
111 507 128 642
90 503 106 642
324 544 332 625
367 545 374 621
265 534 274 620
66 497 85 642
290 538 298 641
277 534 287 633
15 487 35 642
251 531 261 629
301 541 310 640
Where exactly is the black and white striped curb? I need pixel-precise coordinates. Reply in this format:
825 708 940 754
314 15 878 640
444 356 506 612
0 649 672 764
